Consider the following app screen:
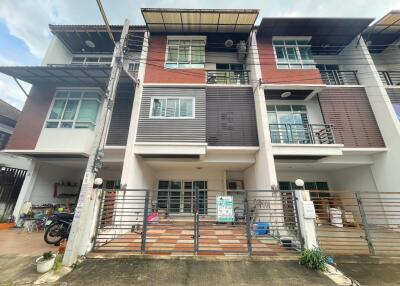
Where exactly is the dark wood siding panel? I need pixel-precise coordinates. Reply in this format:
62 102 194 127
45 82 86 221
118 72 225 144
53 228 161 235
206 87 258 146
106 89 134 146
318 87 385 148
386 88 400 104
136 87 206 143
7 85 55 150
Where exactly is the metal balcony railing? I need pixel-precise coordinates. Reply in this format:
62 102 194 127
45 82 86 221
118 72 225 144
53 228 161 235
379 71 400 86
207 70 250 85
319 70 359 85
269 124 335 144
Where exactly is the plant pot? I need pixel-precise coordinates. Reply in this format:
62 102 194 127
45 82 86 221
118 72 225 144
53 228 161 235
36 254 56 273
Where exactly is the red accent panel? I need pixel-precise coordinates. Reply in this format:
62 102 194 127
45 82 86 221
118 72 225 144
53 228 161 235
7 85 55 150
257 37 323 85
144 35 205 84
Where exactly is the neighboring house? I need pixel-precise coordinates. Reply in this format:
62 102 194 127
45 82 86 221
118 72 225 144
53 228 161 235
0 8 399 261
0 99 31 219
0 99 20 150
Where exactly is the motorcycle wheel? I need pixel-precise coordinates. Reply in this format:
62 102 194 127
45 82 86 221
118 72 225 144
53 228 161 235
44 223 65 245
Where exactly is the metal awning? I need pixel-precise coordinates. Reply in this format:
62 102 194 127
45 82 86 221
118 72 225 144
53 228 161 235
49 24 146 53
363 10 400 53
0 65 134 87
258 17 374 54
141 8 259 33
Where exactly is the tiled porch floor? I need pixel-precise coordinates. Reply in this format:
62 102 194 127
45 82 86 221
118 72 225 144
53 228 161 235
94 221 298 257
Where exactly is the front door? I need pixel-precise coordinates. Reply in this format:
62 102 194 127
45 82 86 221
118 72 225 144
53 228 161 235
157 180 208 214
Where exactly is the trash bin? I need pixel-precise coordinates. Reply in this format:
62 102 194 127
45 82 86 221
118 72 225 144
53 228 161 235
255 222 270 235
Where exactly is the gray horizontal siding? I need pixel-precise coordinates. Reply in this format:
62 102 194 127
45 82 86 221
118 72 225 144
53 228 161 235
136 87 206 143
106 89 134 146
206 87 258 146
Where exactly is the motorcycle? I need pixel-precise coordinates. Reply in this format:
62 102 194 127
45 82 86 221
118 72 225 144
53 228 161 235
44 212 74 245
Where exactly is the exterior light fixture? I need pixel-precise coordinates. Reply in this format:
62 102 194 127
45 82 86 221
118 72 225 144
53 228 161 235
85 40 96 48
281 91 291 98
94 177 103 187
295 178 305 188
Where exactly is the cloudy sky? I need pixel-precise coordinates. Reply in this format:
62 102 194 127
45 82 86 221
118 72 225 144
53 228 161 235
0 0 399 109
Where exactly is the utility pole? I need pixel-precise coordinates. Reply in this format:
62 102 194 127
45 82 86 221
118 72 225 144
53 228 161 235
63 19 130 266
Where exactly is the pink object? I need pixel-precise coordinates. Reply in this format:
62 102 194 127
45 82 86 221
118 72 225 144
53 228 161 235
147 211 159 222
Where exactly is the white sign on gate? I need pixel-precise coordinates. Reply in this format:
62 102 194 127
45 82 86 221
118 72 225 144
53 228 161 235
216 196 234 222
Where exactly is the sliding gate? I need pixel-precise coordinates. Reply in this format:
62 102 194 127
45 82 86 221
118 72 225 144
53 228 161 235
313 190 400 256
93 189 302 256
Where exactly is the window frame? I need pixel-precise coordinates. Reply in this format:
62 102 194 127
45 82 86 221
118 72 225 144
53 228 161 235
149 96 196 119
272 37 316 70
165 36 206 69
71 55 112 65
45 89 103 130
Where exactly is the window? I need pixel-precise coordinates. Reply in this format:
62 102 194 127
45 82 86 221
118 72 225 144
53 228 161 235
273 39 315 69
0 131 11 150
46 90 102 130
150 97 194 119
71 56 112 65
394 103 400 120
267 105 311 143
157 180 208 214
128 63 140 71
165 38 205 69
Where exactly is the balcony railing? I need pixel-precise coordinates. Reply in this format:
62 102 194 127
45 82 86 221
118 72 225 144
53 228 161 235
379 71 400 86
207 70 250 85
319 70 359 85
269 124 335 144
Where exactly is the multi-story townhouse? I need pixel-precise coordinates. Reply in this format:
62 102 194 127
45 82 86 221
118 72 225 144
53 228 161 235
1 8 399 264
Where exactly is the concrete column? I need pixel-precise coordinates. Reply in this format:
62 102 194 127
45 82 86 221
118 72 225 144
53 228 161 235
244 30 278 191
12 159 40 219
295 188 318 250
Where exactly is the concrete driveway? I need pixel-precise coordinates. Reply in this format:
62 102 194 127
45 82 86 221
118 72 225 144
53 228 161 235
59 257 336 286
337 256 400 286
0 228 58 285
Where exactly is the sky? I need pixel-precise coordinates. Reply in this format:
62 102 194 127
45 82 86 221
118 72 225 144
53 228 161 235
0 0 399 110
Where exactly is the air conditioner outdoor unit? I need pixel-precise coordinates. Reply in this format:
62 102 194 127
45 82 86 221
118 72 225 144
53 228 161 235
236 41 247 62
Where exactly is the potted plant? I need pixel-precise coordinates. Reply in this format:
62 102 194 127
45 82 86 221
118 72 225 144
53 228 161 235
36 251 56 273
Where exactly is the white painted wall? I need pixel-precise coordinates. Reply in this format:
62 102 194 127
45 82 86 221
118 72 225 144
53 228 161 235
370 39 400 71
41 36 72 66
35 129 96 156
0 153 31 170
28 162 85 205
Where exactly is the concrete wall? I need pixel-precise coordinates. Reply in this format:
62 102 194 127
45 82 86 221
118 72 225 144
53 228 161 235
41 36 72 66
28 162 85 205
370 39 400 71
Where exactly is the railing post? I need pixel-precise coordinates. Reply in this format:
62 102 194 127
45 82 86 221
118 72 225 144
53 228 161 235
355 192 375 255
244 191 253 255
194 186 199 255
140 190 150 254
354 71 360 85
91 188 105 251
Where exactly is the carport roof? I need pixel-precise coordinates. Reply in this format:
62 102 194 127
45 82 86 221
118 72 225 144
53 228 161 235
141 8 259 33
0 65 134 86
363 10 400 53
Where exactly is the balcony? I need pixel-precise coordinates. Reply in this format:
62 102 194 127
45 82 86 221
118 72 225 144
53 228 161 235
319 70 359 85
269 124 335 144
379 71 400 86
207 70 250 85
